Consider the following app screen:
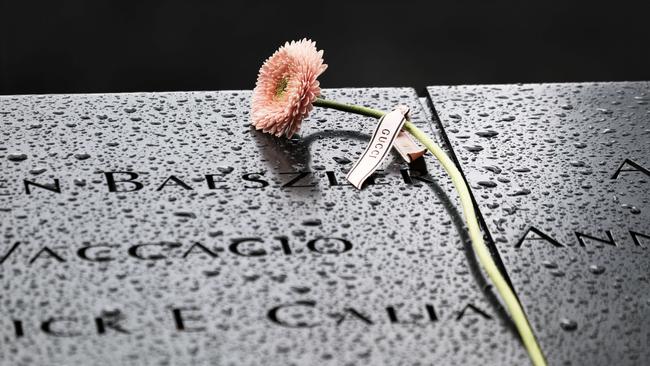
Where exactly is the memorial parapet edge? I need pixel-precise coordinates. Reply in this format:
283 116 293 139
428 82 650 366
0 88 527 365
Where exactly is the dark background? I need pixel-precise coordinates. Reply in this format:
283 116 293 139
2 0 649 95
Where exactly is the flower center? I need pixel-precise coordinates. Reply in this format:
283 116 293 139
274 77 289 98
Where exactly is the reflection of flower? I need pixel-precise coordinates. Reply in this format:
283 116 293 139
251 39 327 138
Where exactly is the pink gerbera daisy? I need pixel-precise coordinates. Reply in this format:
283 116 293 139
251 39 328 138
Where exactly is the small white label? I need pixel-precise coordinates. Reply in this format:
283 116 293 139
346 106 409 189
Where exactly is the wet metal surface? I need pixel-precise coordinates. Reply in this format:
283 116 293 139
428 82 650 365
0 88 526 365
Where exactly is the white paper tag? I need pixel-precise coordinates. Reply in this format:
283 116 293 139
346 106 409 189
394 130 427 162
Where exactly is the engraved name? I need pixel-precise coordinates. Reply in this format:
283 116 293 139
0 168 436 196
5 301 493 339
0 236 354 266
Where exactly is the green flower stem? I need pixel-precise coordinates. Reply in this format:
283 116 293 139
313 97 547 366
313 98 385 119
